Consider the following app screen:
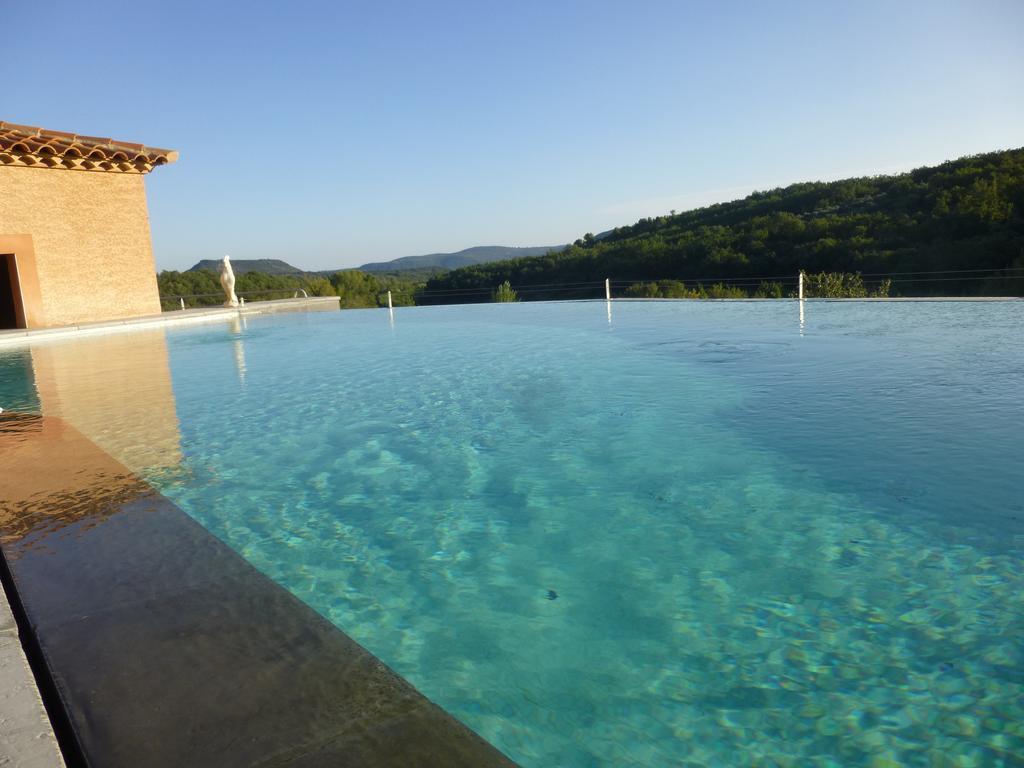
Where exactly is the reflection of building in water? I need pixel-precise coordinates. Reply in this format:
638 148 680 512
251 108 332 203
0 413 151 544
29 328 182 473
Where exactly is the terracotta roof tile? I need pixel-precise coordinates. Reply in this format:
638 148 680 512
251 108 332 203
0 121 178 174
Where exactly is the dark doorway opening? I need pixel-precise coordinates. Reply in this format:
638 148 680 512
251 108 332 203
0 254 25 330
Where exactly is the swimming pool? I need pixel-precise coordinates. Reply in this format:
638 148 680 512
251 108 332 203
3 300 1023 766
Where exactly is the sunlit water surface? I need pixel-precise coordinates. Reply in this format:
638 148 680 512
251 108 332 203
3 301 1023 766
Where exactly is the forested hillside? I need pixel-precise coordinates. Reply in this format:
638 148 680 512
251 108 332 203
157 268 423 310
422 148 1024 301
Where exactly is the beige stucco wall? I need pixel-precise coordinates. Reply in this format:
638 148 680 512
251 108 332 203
0 165 161 327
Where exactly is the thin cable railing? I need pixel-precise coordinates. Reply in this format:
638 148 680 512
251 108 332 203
414 267 1024 301
159 266 1023 311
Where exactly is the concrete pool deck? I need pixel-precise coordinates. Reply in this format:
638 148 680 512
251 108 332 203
0 579 64 767
0 413 516 766
0 296 341 348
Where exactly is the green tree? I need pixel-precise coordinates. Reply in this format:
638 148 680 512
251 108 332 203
703 283 747 299
330 270 382 308
803 272 868 298
754 281 785 298
304 277 336 297
493 281 519 302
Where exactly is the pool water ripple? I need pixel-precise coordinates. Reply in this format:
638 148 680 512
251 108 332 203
5 301 1022 766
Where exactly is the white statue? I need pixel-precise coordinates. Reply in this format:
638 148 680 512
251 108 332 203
220 255 239 307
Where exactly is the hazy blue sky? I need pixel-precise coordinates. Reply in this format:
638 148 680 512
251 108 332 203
7 0 1023 270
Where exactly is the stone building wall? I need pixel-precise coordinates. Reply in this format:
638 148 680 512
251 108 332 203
0 164 161 327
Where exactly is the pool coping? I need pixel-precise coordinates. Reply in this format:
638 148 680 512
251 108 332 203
0 297 341 348
0 413 517 767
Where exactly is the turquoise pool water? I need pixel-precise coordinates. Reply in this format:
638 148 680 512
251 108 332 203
4 301 1024 766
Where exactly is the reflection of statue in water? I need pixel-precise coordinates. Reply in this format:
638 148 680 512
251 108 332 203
231 316 247 385
220 255 239 308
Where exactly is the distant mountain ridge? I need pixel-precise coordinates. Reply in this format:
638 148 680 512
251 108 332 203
187 258 303 275
354 245 563 273
186 244 564 275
